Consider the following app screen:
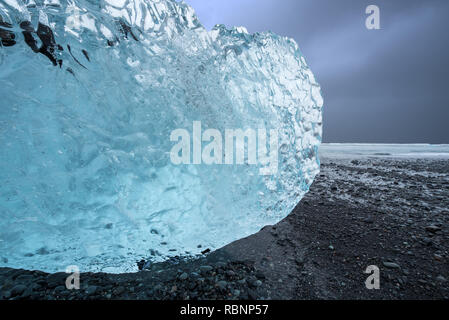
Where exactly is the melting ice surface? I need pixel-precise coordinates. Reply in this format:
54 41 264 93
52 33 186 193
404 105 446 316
0 0 323 273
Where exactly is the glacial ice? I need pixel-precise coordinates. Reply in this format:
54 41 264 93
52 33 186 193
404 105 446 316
0 0 323 273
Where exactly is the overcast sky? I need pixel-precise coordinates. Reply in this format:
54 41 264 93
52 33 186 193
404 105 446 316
184 0 449 143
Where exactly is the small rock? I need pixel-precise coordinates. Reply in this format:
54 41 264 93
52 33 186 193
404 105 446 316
46 273 67 288
179 272 188 281
247 288 258 300
10 284 27 297
146 289 154 297
383 262 401 269
418 279 427 285
425 225 441 233
54 285 66 293
251 280 262 287
226 270 235 277
436 275 447 283
16 274 34 282
423 238 433 246
216 281 227 289
113 286 125 295
86 286 97 295
36 279 47 286
200 265 213 273
20 287 33 298
137 259 146 270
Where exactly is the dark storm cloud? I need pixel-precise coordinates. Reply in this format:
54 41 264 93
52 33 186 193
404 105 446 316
185 0 449 143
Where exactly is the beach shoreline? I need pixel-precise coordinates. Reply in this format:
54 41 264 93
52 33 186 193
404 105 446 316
1 156 448 300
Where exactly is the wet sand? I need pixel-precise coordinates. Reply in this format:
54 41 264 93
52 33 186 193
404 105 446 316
1 157 448 300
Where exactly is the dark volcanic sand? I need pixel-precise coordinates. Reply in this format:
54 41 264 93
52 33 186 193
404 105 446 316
1 157 448 300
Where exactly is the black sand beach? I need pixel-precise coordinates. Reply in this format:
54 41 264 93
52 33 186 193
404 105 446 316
1 156 448 300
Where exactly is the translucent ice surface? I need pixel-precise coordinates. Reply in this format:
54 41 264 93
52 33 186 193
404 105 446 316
0 0 323 273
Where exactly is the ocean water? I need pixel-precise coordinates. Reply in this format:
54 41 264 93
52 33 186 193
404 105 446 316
320 144 449 159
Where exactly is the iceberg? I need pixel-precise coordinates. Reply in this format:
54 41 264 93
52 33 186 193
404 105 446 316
0 0 323 273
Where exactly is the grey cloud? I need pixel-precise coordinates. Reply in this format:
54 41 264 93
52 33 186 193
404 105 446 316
185 0 449 143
